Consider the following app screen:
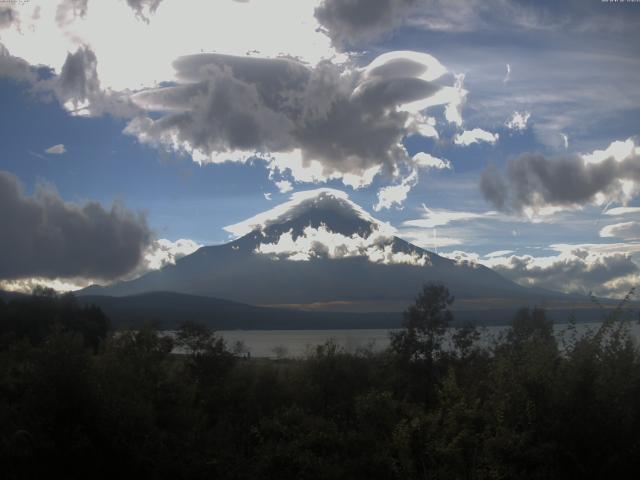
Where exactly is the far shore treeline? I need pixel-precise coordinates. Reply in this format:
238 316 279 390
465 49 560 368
1 285 640 479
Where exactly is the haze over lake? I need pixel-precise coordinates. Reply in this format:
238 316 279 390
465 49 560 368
203 322 640 358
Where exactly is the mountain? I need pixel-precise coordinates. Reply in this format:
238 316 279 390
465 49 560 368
79 291 403 330
79 189 579 315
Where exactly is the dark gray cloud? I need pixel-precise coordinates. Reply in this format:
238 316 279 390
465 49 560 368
126 0 163 21
54 0 162 26
0 6 17 29
492 250 639 298
480 152 640 213
40 46 140 118
127 52 443 182
1 44 138 117
55 46 101 109
315 0 416 49
314 0 640 56
0 44 36 83
0 171 153 281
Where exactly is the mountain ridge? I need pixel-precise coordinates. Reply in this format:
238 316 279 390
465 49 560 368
79 188 572 312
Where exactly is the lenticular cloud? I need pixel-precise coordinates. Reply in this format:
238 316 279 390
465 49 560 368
127 50 462 186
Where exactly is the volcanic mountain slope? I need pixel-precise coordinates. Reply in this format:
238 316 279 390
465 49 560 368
80 189 564 312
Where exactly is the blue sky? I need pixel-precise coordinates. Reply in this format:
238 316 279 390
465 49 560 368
1 0 640 297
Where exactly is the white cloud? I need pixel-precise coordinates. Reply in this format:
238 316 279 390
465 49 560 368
485 249 513 258
373 170 418 211
410 114 439 139
275 180 293 194
256 224 428 267
505 110 530 131
143 238 201 271
444 73 466 126
582 138 637 165
411 152 451 170
45 143 66 154
0 276 92 294
264 192 272 201
480 246 640 298
372 151 451 212
399 229 462 249
503 63 511 84
440 250 481 265
403 205 496 228
604 206 640 216
599 221 640 240
224 188 393 238
454 127 499 146
442 244 640 298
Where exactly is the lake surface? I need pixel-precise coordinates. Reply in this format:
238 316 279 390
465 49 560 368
211 322 640 359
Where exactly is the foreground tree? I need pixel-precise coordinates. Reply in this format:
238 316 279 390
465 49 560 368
389 284 455 405
390 283 454 363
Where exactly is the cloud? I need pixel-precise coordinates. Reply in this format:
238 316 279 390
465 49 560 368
264 192 272 201
43 0 162 28
374 151 451 212
374 170 417 211
403 205 495 228
582 138 637 165
0 237 201 293
398 229 462 249
599 221 640 240
454 128 499 146
505 111 530 131
439 245 640 298
53 46 101 112
0 170 153 282
1 43 136 117
313 0 592 50
127 50 458 186
142 238 200 270
275 180 293 194
314 0 416 49
126 0 164 21
224 188 392 238
45 144 66 155
439 250 480 265
0 44 36 83
224 187 427 266
443 73 466 126
503 63 511 84
480 247 640 298
480 138 640 214
0 5 462 188
55 0 89 26
411 152 450 169
0 7 17 29
42 46 139 118
256 224 428 266
485 249 513 258
2 1 337 92
604 206 640 216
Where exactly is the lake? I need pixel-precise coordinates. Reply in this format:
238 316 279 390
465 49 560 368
210 322 640 358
